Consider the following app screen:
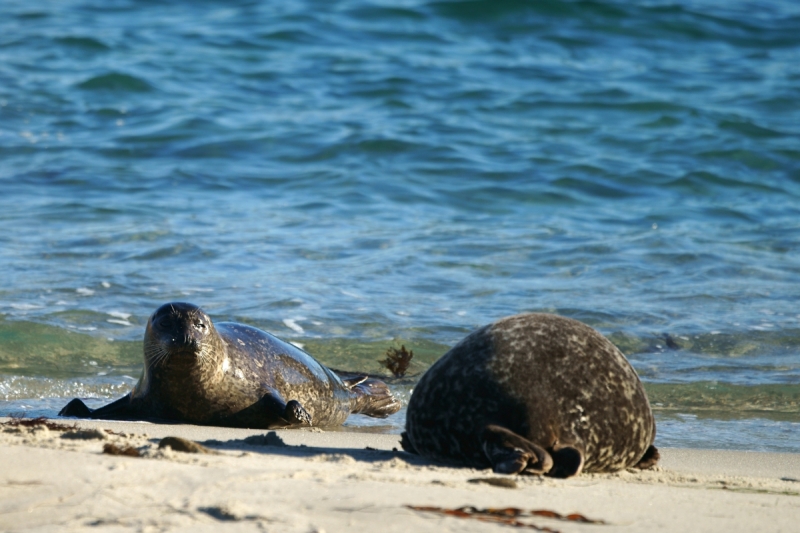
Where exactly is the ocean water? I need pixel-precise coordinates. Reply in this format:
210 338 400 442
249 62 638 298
1 0 799 452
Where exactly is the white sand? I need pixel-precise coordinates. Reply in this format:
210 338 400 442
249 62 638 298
2 417 799 532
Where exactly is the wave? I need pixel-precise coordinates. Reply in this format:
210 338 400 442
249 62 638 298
647 382 800 420
0 320 141 378
77 72 154 92
55 36 110 52
1 319 798 418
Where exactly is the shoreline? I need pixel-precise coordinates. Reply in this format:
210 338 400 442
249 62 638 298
2 417 799 532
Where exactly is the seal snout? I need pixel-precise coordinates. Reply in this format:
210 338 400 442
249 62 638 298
159 319 208 350
147 301 211 360
163 330 202 351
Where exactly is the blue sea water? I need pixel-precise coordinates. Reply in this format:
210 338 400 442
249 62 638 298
1 0 799 452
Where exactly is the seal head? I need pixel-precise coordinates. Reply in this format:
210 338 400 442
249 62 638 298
137 302 227 404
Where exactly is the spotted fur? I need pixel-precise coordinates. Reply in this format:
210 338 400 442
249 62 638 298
60 302 400 428
402 313 657 476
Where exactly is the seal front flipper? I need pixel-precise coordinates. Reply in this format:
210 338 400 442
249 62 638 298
481 425 554 475
58 394 137 420
258 388 312 427
219 389 312 428
59 398 93 418
400 431 418 454
283 399 312 426
633 444 660 470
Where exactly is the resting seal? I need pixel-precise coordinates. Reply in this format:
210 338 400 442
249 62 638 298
60 302 400 428
401 313 658 477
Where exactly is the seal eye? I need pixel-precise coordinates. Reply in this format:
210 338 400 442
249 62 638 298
156 316 175 330
194 321 207 332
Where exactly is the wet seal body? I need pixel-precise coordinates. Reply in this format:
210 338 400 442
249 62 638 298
402 313 658 477
60 302 400 428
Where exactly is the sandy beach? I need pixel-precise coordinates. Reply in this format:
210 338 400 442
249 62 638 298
1 416 798 532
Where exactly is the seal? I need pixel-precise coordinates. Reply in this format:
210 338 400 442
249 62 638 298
401 313 659 477
59 302 401 428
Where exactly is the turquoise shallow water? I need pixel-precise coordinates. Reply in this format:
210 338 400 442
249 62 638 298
2 0 800 452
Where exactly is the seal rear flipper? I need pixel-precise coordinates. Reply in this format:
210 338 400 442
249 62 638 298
547 444 585 478
346 376 401 418
481 425 553 475
634 444 660 469
339 374 368 388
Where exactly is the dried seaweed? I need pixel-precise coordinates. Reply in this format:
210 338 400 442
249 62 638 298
407 505 606 531
61 429 107 440
528 510 604 523
380 345 413 378
102 443 141 457
2 416 77 432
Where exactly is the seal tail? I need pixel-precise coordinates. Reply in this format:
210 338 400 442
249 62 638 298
338 374 402 418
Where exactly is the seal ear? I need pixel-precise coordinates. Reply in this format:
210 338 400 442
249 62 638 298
481 425 553 475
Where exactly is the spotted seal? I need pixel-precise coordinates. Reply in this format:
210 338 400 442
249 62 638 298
60 302 400 428
401 313 658 477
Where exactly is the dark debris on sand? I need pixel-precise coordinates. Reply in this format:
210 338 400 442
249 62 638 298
406 505 606 531
103 443 141 457
2 416 78 432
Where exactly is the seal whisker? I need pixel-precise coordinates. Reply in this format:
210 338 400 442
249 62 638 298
145 351 164 368
144 344 171 367
196 345 207 363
